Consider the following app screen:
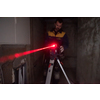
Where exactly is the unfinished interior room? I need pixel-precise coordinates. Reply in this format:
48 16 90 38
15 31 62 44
0 17 100 84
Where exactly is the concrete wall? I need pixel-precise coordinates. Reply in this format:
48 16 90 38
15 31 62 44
0 45 30 84
0 17 31 83
0 17 45 84
30 18 45 83
0 17 30 44
77 18 100 83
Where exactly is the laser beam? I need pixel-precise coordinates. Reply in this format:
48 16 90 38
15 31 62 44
0 44 57 63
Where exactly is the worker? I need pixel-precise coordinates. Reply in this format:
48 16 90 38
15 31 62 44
43 18 69 84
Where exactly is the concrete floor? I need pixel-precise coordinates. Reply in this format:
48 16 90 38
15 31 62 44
34 67 78 84
58 68 78 84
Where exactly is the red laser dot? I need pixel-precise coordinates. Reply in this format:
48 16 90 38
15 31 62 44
51 44 57 48
52 44 55 47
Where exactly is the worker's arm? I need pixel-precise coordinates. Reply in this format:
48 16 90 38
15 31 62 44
60 33 69 53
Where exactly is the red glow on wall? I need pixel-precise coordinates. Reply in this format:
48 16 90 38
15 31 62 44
0 44 57 63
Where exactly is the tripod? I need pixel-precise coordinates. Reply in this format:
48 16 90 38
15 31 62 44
45 49 71 84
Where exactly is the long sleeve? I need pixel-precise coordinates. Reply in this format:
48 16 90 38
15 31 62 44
62 33 69 49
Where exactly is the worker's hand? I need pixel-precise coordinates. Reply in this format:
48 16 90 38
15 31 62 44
60 46 64 53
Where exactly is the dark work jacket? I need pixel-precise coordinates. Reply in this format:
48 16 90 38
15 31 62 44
45 28 69 50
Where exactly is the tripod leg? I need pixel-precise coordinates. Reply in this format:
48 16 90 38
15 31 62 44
45 59 55 84
57 58 71 84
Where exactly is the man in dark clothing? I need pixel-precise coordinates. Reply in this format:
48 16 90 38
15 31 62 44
44 18 69 84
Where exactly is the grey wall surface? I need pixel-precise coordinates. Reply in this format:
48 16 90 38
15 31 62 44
0 17 30 44
16 17 30 44
0 17 44 84
0 17 31 83
30 18 45 83
0 18 15 44
77 18 100 83
0 44 30 84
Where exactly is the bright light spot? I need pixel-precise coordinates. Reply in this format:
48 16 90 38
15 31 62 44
52 44 56 47
51 44 57 48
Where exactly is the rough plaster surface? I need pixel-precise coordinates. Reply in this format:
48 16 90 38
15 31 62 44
77 18 100 83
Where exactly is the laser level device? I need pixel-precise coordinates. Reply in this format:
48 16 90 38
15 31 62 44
45 44 71 84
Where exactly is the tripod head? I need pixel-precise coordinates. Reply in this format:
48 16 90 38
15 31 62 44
45 37 63 59
49 44 59 59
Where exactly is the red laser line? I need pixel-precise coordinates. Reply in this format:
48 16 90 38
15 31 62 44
0 44 57 63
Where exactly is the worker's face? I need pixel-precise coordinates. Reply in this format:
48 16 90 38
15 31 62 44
54 21 62 32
